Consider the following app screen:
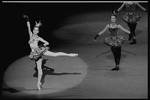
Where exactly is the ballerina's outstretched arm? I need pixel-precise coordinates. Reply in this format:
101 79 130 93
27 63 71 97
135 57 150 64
118 24 130 34
94 24 109 41
118 24 135 39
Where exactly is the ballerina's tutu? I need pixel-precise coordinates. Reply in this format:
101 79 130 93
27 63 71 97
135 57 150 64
29 46 49 61
103 36 125 47
123 12 141 23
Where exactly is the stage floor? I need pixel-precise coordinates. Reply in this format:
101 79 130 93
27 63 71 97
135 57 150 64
3 42 148 99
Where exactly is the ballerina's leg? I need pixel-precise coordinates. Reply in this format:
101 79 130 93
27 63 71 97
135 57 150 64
36 58 43 90
44 50 78 57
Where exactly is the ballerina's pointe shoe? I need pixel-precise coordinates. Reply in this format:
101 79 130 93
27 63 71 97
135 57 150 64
37 82 42 90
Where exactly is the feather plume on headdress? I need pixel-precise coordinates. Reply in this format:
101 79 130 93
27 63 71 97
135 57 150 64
34 20 42 28
112 10 117 16
111 10 117 18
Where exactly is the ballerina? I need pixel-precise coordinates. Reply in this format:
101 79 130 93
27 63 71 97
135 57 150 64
23 15 78 90
114 1 147 44
94 14 134 70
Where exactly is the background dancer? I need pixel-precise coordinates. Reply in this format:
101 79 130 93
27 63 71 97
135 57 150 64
24 15 78 90
114 1 147 44
94 14 133 70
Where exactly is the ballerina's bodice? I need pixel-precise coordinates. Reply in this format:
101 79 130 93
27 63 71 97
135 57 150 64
125 2 136 12
108 24 119 36
29 35 40 50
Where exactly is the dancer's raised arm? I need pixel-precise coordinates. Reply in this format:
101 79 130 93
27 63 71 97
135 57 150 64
116 2 126 12
23 15 33 37
136 2 147 11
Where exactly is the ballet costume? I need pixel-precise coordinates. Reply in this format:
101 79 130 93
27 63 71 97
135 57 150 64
103 24 125 70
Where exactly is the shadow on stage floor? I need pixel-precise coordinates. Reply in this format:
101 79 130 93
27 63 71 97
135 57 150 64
33 58 82 85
